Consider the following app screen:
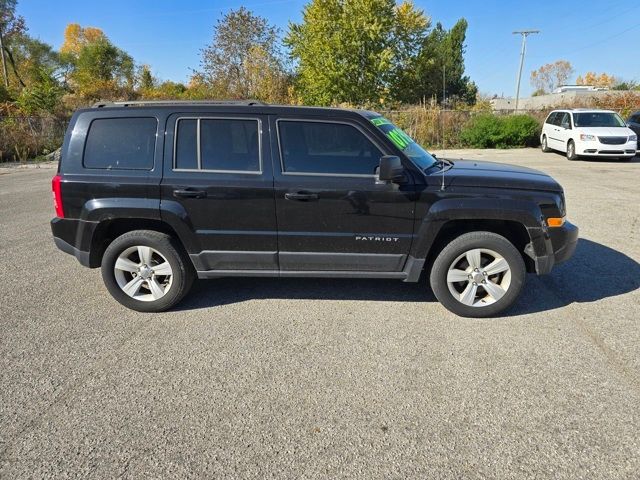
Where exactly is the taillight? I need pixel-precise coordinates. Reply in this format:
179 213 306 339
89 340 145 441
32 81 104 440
52 174 64 218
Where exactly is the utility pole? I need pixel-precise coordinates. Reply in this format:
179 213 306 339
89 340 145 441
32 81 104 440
442 64 446 108
0 26 8 88
512 30 539 112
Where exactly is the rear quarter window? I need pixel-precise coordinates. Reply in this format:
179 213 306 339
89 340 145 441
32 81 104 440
83 117 158 170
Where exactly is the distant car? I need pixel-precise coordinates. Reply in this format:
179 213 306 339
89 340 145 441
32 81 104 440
627 111 640 146
540 109 637 161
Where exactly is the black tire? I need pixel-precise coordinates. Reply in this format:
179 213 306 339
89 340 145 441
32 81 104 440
429 232 526 318
541 135 551 153
566 140 579 161
101 230 194 312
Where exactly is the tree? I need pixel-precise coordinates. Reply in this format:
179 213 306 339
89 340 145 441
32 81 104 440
401 18 476 105
576 72 616 88
61 24 135 100
286 0 429 106
0 0 27 88
530 60 573 94
198 7 289 101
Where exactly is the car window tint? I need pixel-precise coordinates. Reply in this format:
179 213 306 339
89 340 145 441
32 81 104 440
546 113 557 125
200 119 260 171
84 117 157 170
175 119 198 169
278 121 382 175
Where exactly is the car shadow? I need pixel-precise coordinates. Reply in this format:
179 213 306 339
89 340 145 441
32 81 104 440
176 239 639 316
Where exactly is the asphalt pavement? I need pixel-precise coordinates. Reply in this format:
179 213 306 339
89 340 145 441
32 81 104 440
1 150 639 479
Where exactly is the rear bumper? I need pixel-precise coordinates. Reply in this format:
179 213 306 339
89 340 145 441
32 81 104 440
51 217 97 267
53 235 91 267
528 221 579 275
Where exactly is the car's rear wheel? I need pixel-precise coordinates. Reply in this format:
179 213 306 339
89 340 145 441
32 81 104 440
101 230 194 312
566 140 578 160
541 135 551 152
429 232 526 318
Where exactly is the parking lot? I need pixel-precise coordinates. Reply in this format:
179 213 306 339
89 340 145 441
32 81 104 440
1 149 639 478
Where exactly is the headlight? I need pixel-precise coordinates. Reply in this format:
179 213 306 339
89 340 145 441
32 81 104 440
580 134 596 141
630 134 638 142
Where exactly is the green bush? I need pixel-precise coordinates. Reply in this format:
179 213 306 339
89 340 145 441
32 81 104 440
460 114 540 148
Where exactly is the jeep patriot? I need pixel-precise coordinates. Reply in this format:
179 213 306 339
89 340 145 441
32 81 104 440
50 100 578 317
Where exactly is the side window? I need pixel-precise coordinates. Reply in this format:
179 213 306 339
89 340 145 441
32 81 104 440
558 113 570 128
84 117 157 170
545 112 557 125
174 118 260 172
278 120 383 175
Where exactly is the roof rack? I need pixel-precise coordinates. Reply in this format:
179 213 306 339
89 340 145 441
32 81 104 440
92 99 267 108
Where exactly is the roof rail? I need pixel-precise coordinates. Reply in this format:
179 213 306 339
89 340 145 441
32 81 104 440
92 99 267 108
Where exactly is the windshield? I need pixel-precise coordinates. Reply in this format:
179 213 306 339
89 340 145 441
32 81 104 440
370 117 437 170
573 112 626 128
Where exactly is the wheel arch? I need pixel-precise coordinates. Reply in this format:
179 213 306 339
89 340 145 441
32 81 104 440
88 218 186 268
422 219 535 274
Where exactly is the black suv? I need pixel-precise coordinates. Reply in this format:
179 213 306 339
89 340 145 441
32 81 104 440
51 100 578 317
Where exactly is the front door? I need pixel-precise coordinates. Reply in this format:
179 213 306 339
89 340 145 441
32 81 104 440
161 113 278 272
271 117 416 272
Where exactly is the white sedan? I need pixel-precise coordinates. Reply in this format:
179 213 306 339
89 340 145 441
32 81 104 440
540 109 637 161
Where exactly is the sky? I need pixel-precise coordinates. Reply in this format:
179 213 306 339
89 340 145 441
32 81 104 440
15 0 640 98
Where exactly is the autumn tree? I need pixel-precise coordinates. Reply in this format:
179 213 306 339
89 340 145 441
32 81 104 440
576 72 616 88
60 23 135 100
286 0 430 106
198 7 290 102
530 60 573 94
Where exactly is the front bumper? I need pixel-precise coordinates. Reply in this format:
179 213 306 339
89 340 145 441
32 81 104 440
526 221 579 275
577 140 637 157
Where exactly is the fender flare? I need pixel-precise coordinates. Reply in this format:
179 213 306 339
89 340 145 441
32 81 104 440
410 197 549 260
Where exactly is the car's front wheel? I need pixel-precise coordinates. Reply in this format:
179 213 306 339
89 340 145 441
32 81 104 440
566 140 579 160
429 232 526 318
101 230 194 312
541 135 551 152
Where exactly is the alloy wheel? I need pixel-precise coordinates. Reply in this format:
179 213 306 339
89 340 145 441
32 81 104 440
113 246 173 301
446 248 512 307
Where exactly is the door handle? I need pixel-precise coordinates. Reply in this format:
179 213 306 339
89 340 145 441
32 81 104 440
173 188 206 199
284 192 319 201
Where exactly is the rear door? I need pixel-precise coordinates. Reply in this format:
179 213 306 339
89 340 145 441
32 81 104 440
161 113 278 273
270 116 416 273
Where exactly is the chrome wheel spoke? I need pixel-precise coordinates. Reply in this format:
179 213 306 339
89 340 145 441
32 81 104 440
114 257 139 273
459 282 478 306
484 257 509 276
148 278 165 300
138 246 152 265
447 269 469 283
152 262 172 276
483 279 506 301
122 276 144 297
466 249 481 270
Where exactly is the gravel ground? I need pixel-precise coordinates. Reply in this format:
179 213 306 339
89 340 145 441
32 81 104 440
1 149 639 479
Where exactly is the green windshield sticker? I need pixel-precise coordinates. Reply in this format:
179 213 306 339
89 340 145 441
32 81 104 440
370 117 391 127
370 117 414 150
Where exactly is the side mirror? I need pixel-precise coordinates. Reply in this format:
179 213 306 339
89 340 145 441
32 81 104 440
561 122 570 129
378 155 405 183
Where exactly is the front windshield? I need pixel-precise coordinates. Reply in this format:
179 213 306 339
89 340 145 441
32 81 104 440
573 112 626 127
370 117 437 170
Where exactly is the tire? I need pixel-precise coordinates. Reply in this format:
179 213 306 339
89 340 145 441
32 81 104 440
566 140 579 161
101 230 194 312
541 135 551 153
429 232 526 318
